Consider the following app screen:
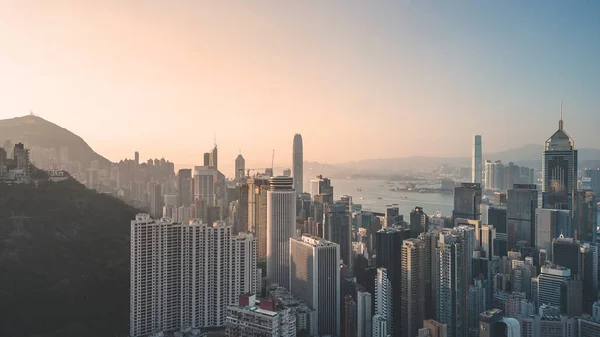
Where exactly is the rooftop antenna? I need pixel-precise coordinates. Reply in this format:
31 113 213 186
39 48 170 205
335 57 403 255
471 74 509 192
559 99 564 130
271 149 275 172
29 110 34 116
213 132 217 148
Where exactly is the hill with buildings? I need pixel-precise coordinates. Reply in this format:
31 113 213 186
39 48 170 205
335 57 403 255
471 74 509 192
0 115 111 170
0 173 139 337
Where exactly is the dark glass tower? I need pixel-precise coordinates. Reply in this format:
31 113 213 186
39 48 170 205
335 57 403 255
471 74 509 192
452 183 482 223
542 108 577 214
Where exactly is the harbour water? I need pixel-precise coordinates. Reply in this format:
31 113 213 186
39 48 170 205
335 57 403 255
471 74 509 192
324 178 454 217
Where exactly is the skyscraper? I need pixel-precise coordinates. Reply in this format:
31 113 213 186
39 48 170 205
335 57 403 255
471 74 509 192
506 184 538 250
13 142 30 177
401 238 426 337
357 291 373 337
484 160 503 191
535 209 571 260
209 145 218 170
150 183 163 219
384 204 401 228
552 236 580 275
583 168 600 197
267 176 296 288
177 169 192 207
410 206 428 238
323 201 352 267
472 135 482 184
542 105 577 214
289 235 340 337
580 243 598 313
310 174 333 200
293 134 303 193
248 176 270 259
373 268 392 337
452 183 482 222
536 264 582 317
576 189 597 243
234 154 245 182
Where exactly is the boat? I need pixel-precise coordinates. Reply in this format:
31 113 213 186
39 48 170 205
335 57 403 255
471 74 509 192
357 188 362 192
377 197 382 200
360 197 365 200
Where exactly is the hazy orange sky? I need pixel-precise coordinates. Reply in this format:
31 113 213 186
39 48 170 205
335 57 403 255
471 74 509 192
1 1 599 176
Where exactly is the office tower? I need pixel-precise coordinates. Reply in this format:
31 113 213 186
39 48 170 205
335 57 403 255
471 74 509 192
130 215 258 336
537 264 582 317
480 224 495 259
323 202 352 267
296 192 311 220
384 204 401 228
401 238 425 337
410 206 428 238
149 183 163 219
289 235 340 337
576 189 597 243
437 230 470 337
248 176 269 259
583 168 600 197
13 143 30 176
343 295 357 337
506 184 538 250
478 309 520 337
420 319 448 337
357 291 373 337
373 268 392 337
552 237 580 275
177 169 192 207
542 108 577 214
484 160 504 190
293 134 303 193
486 205 507 256
209 145 218 170
134 151 139 164
376 226 410 333
452 183 482 222
234 154 245 182
203 152 210 166
580 243 598 313
226 294 297 337
535 208 571 260
310 174 333 200
492 192 507 206
193 166 216 206
267 176 296 288
472 135 482 184
236 183 249 234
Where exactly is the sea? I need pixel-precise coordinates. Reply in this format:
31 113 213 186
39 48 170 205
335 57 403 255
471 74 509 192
318 178 454 218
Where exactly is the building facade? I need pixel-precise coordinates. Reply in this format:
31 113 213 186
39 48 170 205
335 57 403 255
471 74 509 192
267 176 296 289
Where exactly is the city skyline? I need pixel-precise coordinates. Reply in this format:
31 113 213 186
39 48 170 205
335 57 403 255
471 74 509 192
1 2 600 169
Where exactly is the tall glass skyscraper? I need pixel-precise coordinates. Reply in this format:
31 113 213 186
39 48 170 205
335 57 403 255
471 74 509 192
472 135 482 184
542 111 577 214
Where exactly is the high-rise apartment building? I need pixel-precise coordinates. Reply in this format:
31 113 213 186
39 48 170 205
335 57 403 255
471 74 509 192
357 291 373 337
0 147 6 176
234 154 245 182
506 184 538 250
542 110 577 214
177 169 192 207
343 295 357 337
129 215 257 336
472 135 482 184
13 142 30 176
420 229 444 320
401 238 425 337
437 229 470 337
373 268 392 337
484 160 504 191
248 176 270 258
293 134 303 193
452 183 482 222
289 235 340 337
535 208 571 260
267 176 296 288
480 224 496 260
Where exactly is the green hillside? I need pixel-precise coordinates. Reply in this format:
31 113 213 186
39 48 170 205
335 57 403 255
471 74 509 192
0 176 138 337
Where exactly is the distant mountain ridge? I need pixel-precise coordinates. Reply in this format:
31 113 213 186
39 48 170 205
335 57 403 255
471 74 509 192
0 115 111 170
305 144 600 177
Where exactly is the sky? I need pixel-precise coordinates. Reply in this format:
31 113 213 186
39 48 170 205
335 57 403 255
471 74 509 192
0 1 599 176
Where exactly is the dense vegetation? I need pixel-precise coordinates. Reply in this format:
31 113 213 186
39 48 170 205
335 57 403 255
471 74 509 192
0 177 139 337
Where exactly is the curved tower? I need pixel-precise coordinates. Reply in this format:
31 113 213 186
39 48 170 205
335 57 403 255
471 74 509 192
293 134 303 193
